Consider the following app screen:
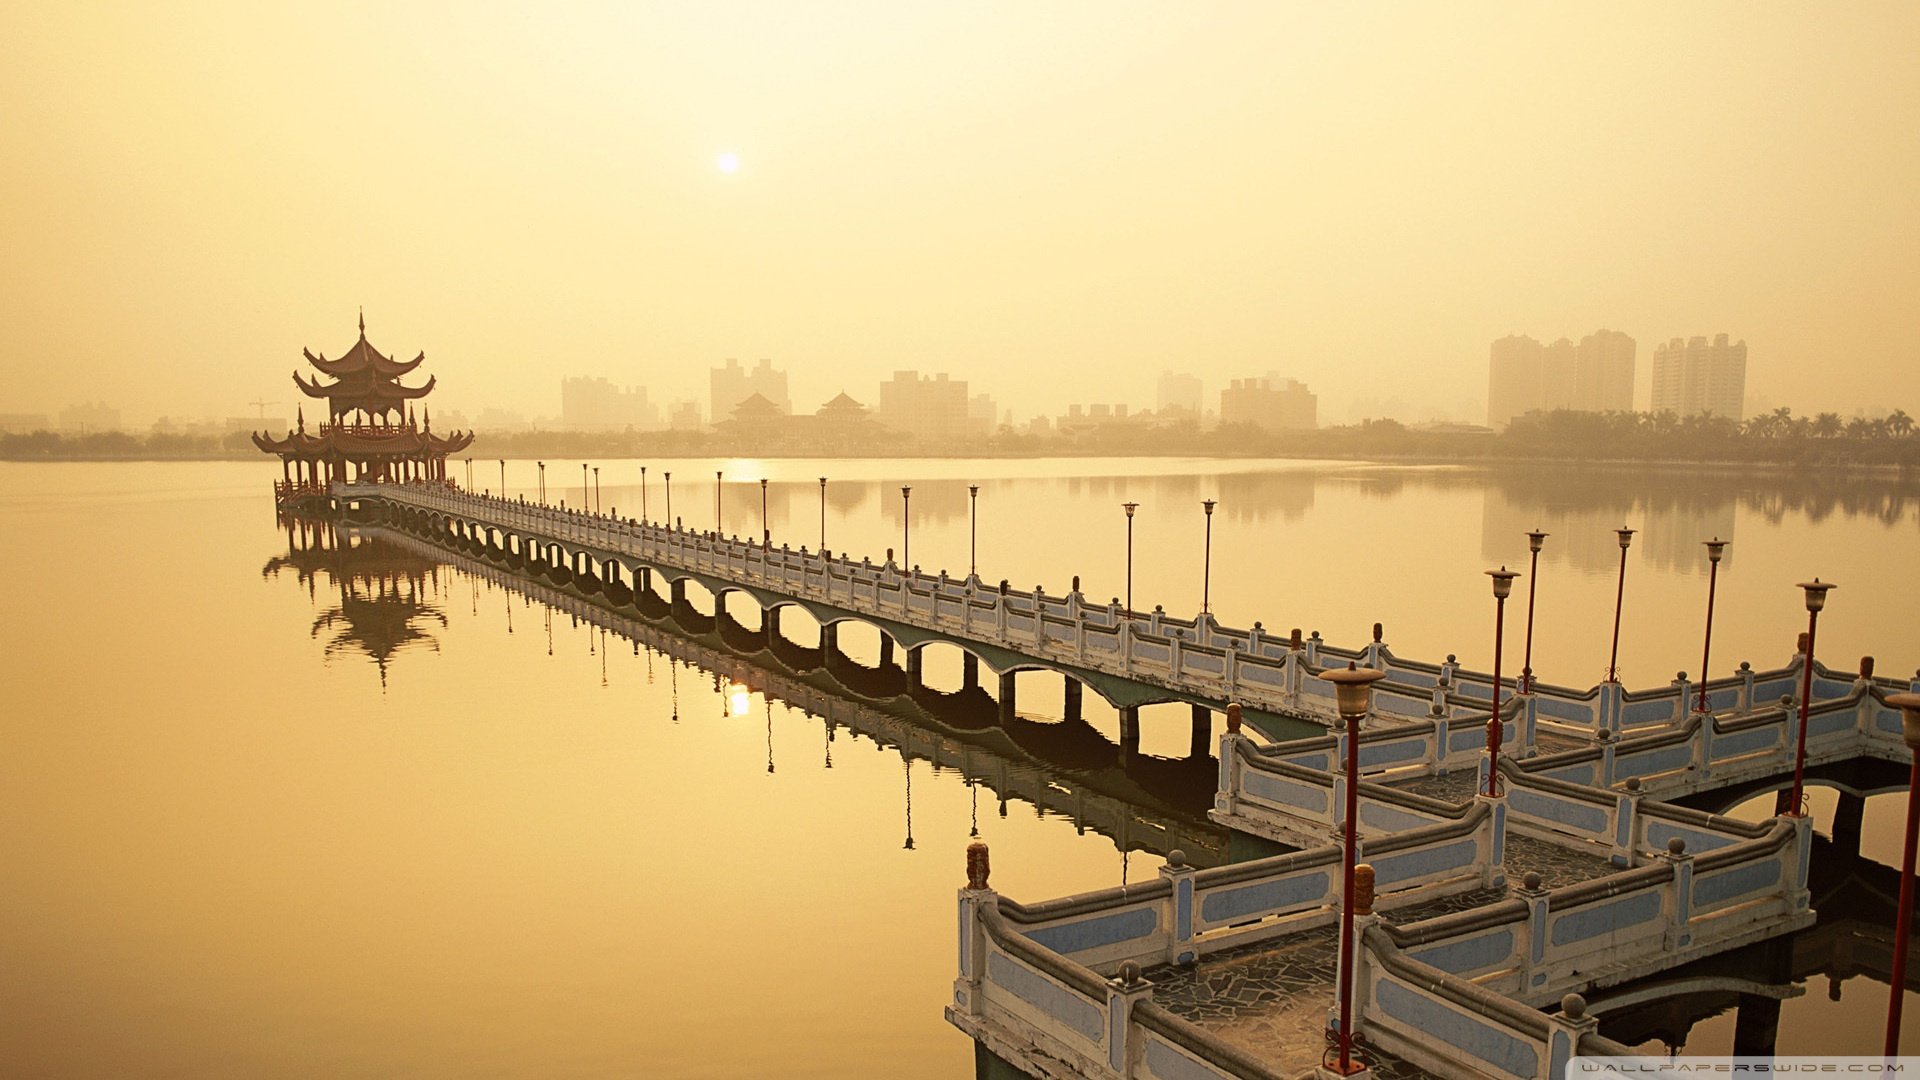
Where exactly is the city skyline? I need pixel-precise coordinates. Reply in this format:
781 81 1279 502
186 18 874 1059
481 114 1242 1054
4 5 1918 426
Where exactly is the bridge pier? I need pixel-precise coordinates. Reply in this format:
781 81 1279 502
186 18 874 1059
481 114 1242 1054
1063 678 1082 721
1830 792 1865 857
821 623 838 668
766 606 782 644
1191 705 1212 760
998 672 1018 722
1119 705 1140 755
1731 995 1782 1058
880 635 895 669
670 578 687 605
638 566 652 594
962 654 979 693
906 645 923 689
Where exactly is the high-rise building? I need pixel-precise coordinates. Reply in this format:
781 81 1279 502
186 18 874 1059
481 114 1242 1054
560 376 660 431
1220 376 1316 431
1485 329 1636 429
1651 334 1747 420
1157 371 1203 415
876 371 973 443
57 402 121 433
709 358 790 422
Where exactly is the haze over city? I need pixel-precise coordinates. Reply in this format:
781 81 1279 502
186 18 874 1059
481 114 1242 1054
4 2 1918 427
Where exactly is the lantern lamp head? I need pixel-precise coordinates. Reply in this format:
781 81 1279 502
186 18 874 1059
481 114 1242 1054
1526 529 1548 554
1123 501 1138 518
1320 660 1387 719
1486 565 1520 600
1616 526 1637 550
1887 692 1920 751
1704 537 1728 563
1798 578 1835 613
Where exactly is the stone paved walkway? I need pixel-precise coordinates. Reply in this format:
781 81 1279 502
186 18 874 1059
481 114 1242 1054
1143 835 1614 1077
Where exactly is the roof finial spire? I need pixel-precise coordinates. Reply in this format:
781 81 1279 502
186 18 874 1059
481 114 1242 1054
358 307 365 337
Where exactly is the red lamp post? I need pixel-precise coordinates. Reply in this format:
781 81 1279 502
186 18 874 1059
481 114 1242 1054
760 478 770 547
1201 499 1217 617
1696 538 1729 713
818 477 827 549
1606 526 1636 683
1122 501 1139 617
715 470 724 534
640 466 648 523
901 486 912 568
1486 567 1520 797
1885 692 1920 1055
1520 530 1547 693
1786 579 1835 815
663 471 673 526
968 484 980 577
1322 661 1386 1077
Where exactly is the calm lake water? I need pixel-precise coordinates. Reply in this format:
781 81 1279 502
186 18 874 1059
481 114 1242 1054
3 457 1917 1077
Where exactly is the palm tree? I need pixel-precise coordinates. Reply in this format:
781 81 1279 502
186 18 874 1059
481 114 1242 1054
1812 412 1843 438
1888 409 1914 438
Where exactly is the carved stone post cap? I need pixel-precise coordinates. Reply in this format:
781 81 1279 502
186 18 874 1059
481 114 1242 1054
965 840 991 890
1560 993 1587 1020
1353 863 1376 915
1225 703 1243 734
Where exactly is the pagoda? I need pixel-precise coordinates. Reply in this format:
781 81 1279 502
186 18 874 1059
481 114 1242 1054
254 312 473 503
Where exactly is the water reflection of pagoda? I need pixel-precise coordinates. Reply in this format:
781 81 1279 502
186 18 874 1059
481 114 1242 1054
253 312 472 505
264 515 448 686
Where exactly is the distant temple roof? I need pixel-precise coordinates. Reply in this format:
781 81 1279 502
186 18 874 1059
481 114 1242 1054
730 392 785 422
817 391 867 416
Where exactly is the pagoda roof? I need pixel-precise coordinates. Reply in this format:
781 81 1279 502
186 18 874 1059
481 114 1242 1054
293 312 437 416
253 424 474 458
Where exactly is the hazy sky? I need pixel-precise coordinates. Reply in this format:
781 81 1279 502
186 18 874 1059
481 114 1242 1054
3 2 1916 425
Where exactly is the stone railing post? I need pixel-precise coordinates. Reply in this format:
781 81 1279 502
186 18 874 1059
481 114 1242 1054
1430 703 1451 774
1789 812 1813 909
1513 872 1549 994
1611 777 1642 867
954 841 994 1019
1105 962 1154 1078
1214 705 1244 817
1543 994 1598 1080
1670 671 1692 724
1438 652 1457 688
1661 837 1694 950
1597 729 1616 788
1475 792 1508 887
1328 864 1379 1056
1157 849 1197 966
1365 622 1384 669
1306 630 1322 667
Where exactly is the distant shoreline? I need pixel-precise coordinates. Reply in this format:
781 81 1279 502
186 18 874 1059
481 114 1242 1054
3 445 1913 480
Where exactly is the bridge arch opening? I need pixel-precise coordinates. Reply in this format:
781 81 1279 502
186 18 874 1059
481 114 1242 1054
769 603 819 649
719 590 765 633
677 578 716 617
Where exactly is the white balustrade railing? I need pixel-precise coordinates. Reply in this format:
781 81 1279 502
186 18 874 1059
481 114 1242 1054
338 481 1920 736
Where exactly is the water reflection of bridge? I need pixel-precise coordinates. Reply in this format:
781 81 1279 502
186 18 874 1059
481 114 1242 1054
274 516 1230 867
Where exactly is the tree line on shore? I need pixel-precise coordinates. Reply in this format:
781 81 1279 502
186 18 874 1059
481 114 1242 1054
3 406 1915 467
